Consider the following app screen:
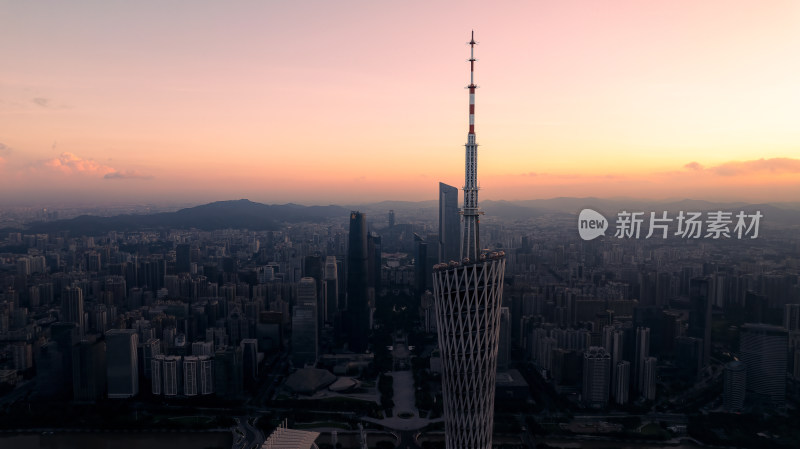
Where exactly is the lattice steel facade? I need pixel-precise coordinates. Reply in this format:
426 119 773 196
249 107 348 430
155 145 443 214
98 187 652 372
433 254 505 449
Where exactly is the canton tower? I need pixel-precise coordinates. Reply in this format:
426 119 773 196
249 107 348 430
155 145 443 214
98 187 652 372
433 31 506 449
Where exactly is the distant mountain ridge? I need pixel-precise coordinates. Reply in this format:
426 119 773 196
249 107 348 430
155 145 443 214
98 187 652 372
14 199 349 235
6 198 799 235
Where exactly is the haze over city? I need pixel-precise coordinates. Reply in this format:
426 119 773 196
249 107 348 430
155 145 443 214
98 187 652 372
4 3 800 449
2 1 800 206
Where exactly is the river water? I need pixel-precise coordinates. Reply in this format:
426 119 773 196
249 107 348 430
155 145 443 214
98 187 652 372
0 432 232 449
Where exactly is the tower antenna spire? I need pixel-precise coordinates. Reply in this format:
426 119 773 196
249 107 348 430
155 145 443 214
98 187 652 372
462 30 482 261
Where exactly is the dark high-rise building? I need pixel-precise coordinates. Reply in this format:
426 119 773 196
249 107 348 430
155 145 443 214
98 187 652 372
152 355 180 396
38 322 79 399
438 182 460 263
183 356 199 396
641 356 657 401
240 338 259 390
689 277 712 367
303 253 325 330
635 326 650 395
323 256 339 324
199 355 214 395
214 345 243 399
610 328 625 398
141 337 161 380
614 360 631 404
745 291 768 324
633 305 664 356
724 361 746 412
292 277 318 367
347 211 370 352
176 244 191 274
105 329 139 398
740 323 787 407
140 257 166 292
784 303 800 332
62 285 85 336
72 336 107 402
414 234 432 295
582 346 611 408
433 32 506 449
367 232 381 292
497 307 510 372
674 336 703 381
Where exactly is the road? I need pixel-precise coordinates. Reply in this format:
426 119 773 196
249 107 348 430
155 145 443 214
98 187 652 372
233 416 264 449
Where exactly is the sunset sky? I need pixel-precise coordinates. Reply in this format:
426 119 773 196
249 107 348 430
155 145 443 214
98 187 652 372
2 1 799 206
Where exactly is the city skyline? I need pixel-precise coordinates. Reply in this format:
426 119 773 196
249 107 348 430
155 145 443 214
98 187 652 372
2 1 800 206
2 4 800 447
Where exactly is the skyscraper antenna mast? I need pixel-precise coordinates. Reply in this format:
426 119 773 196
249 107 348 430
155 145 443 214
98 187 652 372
462 29 483 261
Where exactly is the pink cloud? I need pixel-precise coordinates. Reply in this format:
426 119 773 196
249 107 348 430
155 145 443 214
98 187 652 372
709 157 800 176
42 152 115 176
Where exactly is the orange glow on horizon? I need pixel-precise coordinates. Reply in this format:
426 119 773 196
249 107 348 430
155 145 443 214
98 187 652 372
1 1 799 206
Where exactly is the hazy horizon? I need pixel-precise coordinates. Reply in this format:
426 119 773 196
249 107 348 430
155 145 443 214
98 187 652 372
2 195 800 212
3 1 799 205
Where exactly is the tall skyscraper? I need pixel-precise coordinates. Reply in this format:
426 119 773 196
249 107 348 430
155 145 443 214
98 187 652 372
367 232 381 294
105 329 139 398
641 356 658 401
62 285 85 336
292 278 319 367
674 336 703 381
497 307 510 372
303 253 325 332
740 323 787 407
151 354 163 395
183 356 199 396
199 355 214 395
582 346 611 408
142 337 161 379
176 243 191 274
610 328 625 399
240 338 259 389
214 345 243 398
72 336 106 403
323 256 339 324
438 182 460 263
45 322 79 398
298 277 316 306
153 355 180 396
724 360 746 412
614 360 631 404
635 326 650 394
347 211 370 352
689 277 712 367
414 234 430 295
433 32 506 449
784 303 800 332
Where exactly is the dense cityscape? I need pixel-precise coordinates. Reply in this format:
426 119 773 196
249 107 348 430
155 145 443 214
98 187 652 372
1 195 799 448
4 3 799 449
